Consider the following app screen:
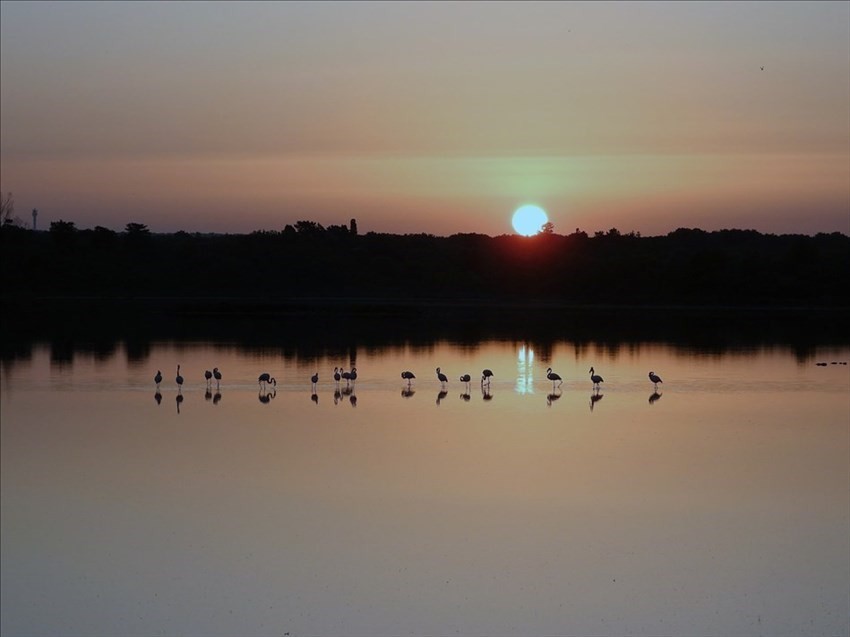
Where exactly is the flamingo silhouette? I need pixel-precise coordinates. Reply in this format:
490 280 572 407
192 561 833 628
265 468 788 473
481 369 494 386
349 367 357 385
589 367 604 388
176 365 184 392
333 367 341 384
213 367 221 389
436 367 448 387
204 370 212 386
154 370 162 389
311 372 319 391
546 367 563 388
258 373 276 389
648 371 663 389
401 370 416 385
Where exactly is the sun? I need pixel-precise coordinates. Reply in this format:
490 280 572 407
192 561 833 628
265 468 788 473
512 205 548 236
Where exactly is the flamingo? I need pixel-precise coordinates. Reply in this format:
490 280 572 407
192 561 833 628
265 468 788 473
258 373 276 389
176 365 184 391
341 368 352 387
204 370 213 385
401 370 416 385
589 366 603 388
213 367 221 388
546 367 563 388
481 369 494 385
436 367 448 387
333 367 341 384
349 367 357 384
311 372 319 391
154 370 162 389
459 373 471 391
648 371 663 388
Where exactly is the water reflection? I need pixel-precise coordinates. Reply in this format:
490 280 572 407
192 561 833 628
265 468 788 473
3 335 849 637
213 391 222 405
436 390 448 406
589 390 603 411
205 389 212 402
649 391 663 405
154 391 162 405
516 345 534 394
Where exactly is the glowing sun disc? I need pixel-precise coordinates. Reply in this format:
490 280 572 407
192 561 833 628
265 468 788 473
512 205 548 236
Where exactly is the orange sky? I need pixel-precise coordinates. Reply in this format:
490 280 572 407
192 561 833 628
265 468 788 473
1 1 848 235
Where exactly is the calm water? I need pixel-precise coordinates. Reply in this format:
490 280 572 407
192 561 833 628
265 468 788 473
2 339 849 637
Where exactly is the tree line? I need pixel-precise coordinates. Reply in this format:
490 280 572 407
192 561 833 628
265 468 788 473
1 220 848 308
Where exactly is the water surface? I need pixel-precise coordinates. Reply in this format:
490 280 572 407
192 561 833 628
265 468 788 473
2 339 848 636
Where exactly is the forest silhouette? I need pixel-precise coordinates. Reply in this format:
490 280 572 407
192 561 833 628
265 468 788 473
3 220 849 358
2 220 847 307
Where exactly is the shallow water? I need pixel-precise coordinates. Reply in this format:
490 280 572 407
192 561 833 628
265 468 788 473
2 339 849 636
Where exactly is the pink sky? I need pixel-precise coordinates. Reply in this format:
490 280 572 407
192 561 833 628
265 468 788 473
2 1 848 235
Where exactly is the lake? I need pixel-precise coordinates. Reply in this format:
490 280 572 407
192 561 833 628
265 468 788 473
2 336 848 636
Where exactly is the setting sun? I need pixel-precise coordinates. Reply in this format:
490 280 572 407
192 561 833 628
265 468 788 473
512 205 548 236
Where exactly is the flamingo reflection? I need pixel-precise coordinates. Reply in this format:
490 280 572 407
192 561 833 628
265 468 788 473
176 393 184 414
333 389 342 405
154 390 162 405
590 390 603 411
311 392 319 405
482 384 493 401
459 391 471 402
205 389 212 402
401 386 416 399
649 391 662 405
213 391 222 405
547 389 562 406
259 389 276 404
436 389 448 406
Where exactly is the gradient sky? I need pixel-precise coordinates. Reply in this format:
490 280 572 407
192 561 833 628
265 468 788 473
1 1 848 235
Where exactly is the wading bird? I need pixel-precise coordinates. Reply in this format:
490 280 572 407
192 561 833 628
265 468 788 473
204 370 213 385
333 367 341 384
311 372 319 391
481 369 494 385
546 367 563 388
176 365 184 391
401 370 416 385
648 371 663 388
589 367 604 388
459 373 472 390
349 367 357 384
213 367 221 388
436 367 448 387
154 370 162 389
258 373 276 389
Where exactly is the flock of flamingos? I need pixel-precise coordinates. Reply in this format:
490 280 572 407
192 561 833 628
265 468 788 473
153 364 665 399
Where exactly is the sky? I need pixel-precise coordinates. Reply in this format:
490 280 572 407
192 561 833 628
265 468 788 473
1 1 848 236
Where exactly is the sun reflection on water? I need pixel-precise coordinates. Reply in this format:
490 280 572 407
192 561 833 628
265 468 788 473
515 344 534 394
